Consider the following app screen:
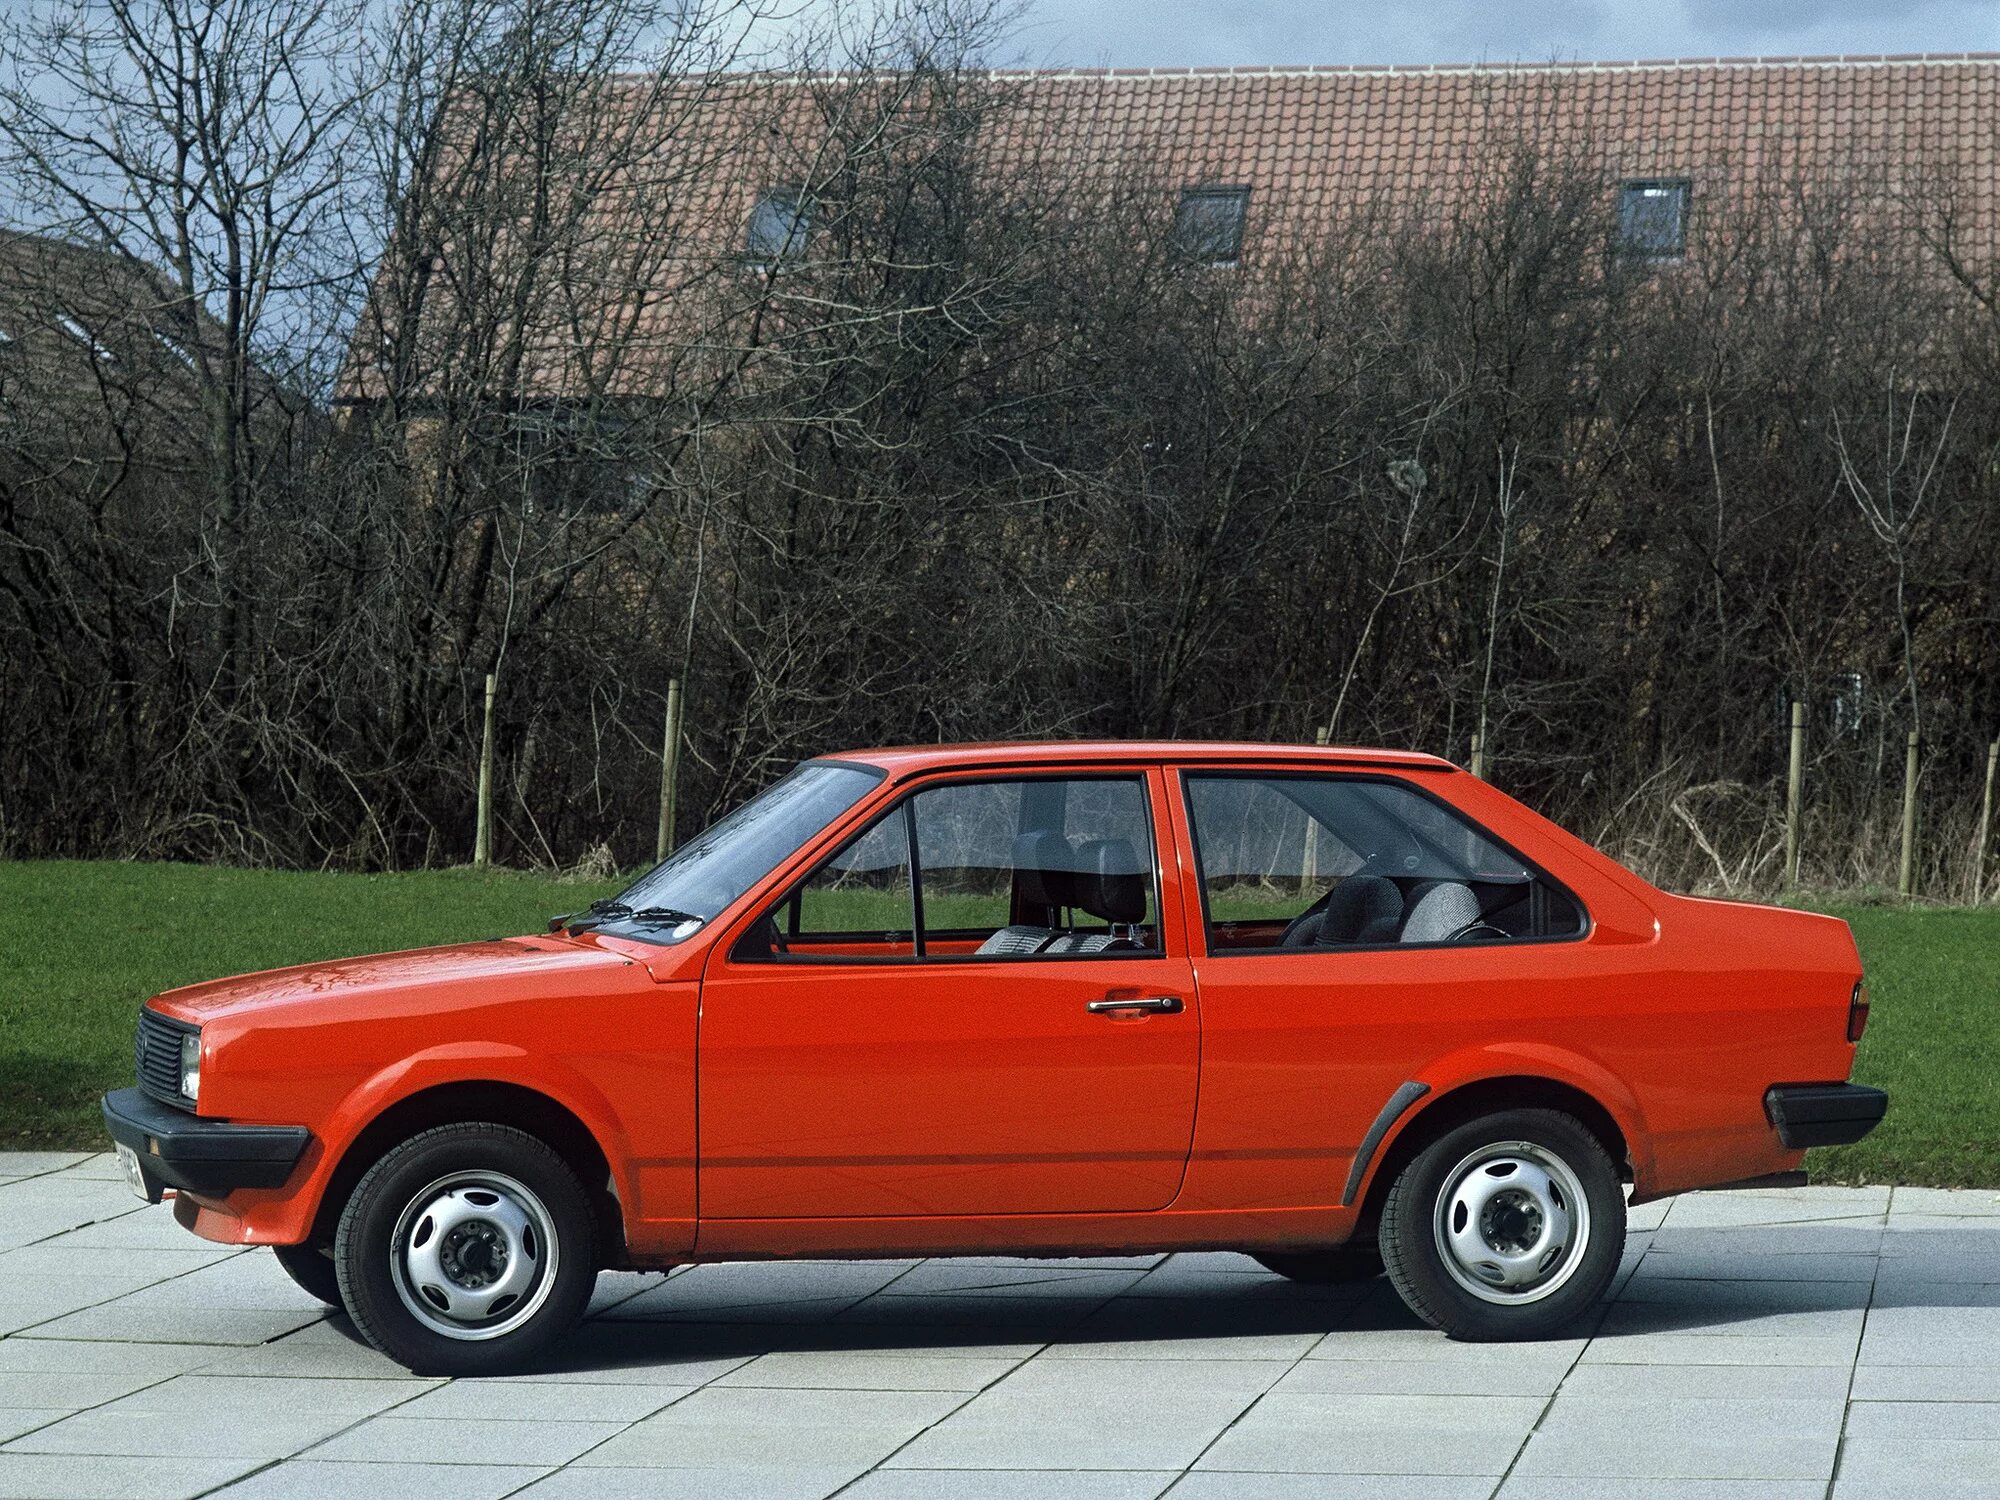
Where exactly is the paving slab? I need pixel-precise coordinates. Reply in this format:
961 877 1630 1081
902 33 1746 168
1500 1482 1826 1499
3 1405 370 1459
0 1413 65 1446
888 1382 1250 1471
714 1350 1025 1390
310 1413 628 1466
1849 1364 2000 1401
210 1459 551 1499
1194 1390 1544 1476
579 1384 965 1470
2 1157 1999 1494
0 1155 92 1180
1515 1394 1844 1480
515 1463 868 1498
392 1376 688 1423
1173 1479 1497 1500
0 1451 264 1499
1834 1435 2000 1490
846 1472 1175 1498
1889 1187 2000 1217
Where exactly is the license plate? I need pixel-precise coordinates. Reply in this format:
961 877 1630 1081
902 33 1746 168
114 1142 150 1202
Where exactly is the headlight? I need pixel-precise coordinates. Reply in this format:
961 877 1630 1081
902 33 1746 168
179 1032 202 1102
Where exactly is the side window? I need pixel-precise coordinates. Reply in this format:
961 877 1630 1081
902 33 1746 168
911 776 1161 960
740 806 915 961
1184 774 1584 953
744 774 1164 964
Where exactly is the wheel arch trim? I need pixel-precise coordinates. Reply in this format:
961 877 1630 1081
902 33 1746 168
1349 1045 1653 1212
302 1046 633 1248
1340 1080 1431 1206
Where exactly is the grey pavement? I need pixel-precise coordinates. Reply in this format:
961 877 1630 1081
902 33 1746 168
0 1154 1995 1498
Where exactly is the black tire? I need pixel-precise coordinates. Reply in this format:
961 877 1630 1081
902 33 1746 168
1379 1107 1624 1341
272 1242 342 1307
1252 1246 1384 1283
334 1122 599 1376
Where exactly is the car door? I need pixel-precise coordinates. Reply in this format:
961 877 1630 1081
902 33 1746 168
1170 767 1595 1212
695 767 1200 1221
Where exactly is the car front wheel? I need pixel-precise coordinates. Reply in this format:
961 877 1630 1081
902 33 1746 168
334 1122 598 1375
1379 1107 1624 1341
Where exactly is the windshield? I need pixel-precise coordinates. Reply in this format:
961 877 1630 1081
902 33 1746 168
591 760 882 944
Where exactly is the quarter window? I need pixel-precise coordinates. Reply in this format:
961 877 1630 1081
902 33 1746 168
1183 773 1584 954
747 803 916 961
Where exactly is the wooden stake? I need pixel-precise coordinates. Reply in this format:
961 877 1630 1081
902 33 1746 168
1898 728 1919 898
655 677 684 864
1975 737 1999 904
473 671 496 868
1304 725 1329 881
1785 700 1805 888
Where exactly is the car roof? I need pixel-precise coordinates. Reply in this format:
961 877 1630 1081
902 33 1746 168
819 741 1459 778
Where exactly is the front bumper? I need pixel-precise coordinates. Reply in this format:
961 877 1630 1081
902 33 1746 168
101 1088 310 1202
1765 1083 1889 1149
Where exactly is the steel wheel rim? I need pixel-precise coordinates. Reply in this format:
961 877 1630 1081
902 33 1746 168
389 1170 560 1341
1431 1140 1591 1306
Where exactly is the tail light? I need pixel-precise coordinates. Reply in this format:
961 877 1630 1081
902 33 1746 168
1847 979 1870 1043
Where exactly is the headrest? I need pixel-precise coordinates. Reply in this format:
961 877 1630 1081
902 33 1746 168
1400 880 1480 943
1012 829 1076 910
1069 838 1148 925
1318 874 1403 944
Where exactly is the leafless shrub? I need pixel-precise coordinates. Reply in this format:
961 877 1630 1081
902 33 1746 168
0 8 1995 902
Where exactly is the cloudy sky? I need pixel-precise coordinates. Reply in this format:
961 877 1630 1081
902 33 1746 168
1000 0 2000 71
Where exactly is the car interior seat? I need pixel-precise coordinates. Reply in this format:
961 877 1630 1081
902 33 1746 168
1399 879 1482 942
1281 874 1403 947
976 834 1149 956
1041 838 1148 954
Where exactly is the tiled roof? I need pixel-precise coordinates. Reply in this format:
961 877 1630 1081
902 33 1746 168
969 56 1996 242
358 55 2000 400
658 54 2000 275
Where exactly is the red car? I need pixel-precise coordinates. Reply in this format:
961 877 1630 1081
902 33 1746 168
104 742 1885 1374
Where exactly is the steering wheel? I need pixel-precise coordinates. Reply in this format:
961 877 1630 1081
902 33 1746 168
1278 887 1339 946
1449 920 1508 943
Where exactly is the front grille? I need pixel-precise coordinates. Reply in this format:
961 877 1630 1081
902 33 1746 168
134 1007 196 1110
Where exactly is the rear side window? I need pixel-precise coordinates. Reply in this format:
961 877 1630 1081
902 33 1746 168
1183 773 1584 953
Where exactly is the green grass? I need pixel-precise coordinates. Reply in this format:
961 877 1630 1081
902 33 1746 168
1807 904 2000 1188
0 861 602 1149
3 862 1996 1186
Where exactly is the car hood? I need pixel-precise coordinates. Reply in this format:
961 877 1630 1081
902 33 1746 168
149 936 627 1024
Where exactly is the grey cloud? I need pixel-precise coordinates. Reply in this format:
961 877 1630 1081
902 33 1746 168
1011 0 2000 68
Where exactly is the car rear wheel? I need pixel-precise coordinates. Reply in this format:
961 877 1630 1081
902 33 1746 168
1379 1107 1624 1341
1252 1246 1384 1283
334 1122 598 1375
272 1242 342 1306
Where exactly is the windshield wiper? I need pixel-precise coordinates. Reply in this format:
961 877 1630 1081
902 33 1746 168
556 899 704 937
553 898 632 934
624 906 703 927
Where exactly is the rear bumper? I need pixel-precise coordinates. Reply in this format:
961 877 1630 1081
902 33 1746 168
102 1088 310 1201
1764 1083 1888 1149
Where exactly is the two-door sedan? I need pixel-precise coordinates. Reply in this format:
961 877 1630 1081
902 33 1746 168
104 742 1886 1373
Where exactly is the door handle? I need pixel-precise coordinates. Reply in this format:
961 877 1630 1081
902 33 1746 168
1087 995 1184 1016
